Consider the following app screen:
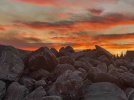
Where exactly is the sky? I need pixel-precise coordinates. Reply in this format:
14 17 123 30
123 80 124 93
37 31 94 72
0 0 134 54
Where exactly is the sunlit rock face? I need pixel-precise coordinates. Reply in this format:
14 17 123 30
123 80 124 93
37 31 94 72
0 44 134 100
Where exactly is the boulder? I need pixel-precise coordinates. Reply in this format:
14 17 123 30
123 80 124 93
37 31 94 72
43 96 62 100
25 47 58 72
50 48 59 57
4 82 28 100
48 70 84 100
0 81 6 100
54 64 75 77
95 45 113 59
0 50 24 81
58 56 75 65
35 80 46 88
20 76 36 90
83 82 128 100
125 88 134 100
59 46 74 56
24 86 46 100
96 63 107 73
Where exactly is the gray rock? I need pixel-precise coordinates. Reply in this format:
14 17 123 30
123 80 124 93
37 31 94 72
96 63 107 73
20 76 36 90
43 96 62 100
24 86 46 100
50 48 59 57
0 50 24 81
0 81 6 100
49 70 84 99
125 88 134 100
35 80 46 88
83 82 128 100
59 46 74 56
4 82 28 100
58 56 75 65
25 47 58 72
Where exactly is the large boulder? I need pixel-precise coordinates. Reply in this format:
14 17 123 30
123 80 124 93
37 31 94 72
96 63 108 73
0 50 24 81
58 56 75 65
48 70 84 100
95 45 113 59
50 48 59 57
24 86 46 100
59 46 74 56
25 47 58 72
125 88 134 100
83 82 128 100
4 82 28 100
0 81 6 100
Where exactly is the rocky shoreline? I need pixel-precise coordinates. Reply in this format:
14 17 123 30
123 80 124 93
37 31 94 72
0 44 134 100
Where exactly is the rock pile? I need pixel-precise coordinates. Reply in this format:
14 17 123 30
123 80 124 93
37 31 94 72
0 44 134 100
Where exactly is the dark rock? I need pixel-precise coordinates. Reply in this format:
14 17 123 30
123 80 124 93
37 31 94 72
20 76 36 90
125 88 134 100
48 70 84 100
29 69 50 80
50 48 59 57
43 96 62 100
83 82 128 100
54 64 75 77
24 86 46 100
96 63 107 73
95 45 113 59
0 81 6 100
125 51 134 59
59 46 74 56
0 50 24 81
4 82 28 100
25 47 58 72
35 80 46 88
58 56 75 65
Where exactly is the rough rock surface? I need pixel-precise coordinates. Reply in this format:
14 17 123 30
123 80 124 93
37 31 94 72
0 44 134 100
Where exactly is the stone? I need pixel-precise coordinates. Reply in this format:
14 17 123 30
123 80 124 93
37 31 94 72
48 70 84 100
43 96 62 100
4 82 28 100
59 46 74 56
35 80 46 88
25 47 58 72
24 86 46 100
58 56 75 65
0 81 6 100
125 88 134 100
83 82 128 100
0 50 24 81
50 48 59 57
96 63 108 73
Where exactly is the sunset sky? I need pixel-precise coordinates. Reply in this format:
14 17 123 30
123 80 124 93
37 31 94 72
0 0 134 54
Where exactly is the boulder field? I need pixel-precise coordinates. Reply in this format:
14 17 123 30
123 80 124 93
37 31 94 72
0 44 134 100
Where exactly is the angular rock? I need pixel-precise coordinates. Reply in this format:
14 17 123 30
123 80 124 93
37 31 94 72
83 82 128 100
0 81 6 100
4 82 28 100
48 70 84 100
0 50 24 81
95 45 113 59
50 48 59 57
20 76 36 90
58 56 75 65
54 64 75 77
43 96 62 100
25 47 58 72
59 46 74 56
24 86 46 100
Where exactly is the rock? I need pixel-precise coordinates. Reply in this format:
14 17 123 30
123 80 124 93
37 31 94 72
25 47 58 72
0 81 6 100
125 88 134 100
50 48 59 57
54 64 75 77
59 46 74 56
20 76 36 90
125 51 134 59
29 69 50 80
95 45 113 59
43 96 62 100
74 60 93 71
83 82 128 100
24 86 46 100
4 82 28 100
58 56 75 65
0 50 24 81
48 70 84 100
98 55 111 65
96 63 107 73
35 80 46 88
